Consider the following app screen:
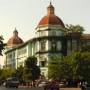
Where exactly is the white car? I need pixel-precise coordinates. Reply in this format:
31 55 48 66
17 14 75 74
38 81 47 87
37 80 49 88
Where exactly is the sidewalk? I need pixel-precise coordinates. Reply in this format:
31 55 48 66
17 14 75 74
60 88 81 90
19 86 81 90
19 86 44 90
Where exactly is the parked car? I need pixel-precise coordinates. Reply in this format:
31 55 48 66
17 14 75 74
59 81 66 88
4 77 19 88
38 81 48 87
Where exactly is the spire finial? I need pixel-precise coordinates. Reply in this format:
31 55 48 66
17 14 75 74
50 0 52 5
13 27 18 36
47 0 54 15
15 27 17 31
50 1 51 5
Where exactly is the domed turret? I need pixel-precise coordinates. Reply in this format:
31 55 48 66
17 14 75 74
37 2 65 28
7 28 24 47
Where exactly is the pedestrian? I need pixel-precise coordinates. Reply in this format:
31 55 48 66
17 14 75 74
49 79 59 90
81 82 86 90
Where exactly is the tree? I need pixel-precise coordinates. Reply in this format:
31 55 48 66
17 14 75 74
65 24 84 33
0 35 5 55
16 65 24 82
24 56 41 82
75 52 90 82
48 55 62 80
48 55 69 80
81 45 90 52
64 52 90 83
59 59 73 80
48 55 73 80
48 52 90 83
0 68 16 80
23 66 32 82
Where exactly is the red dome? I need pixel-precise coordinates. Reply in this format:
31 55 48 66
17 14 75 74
37 2 65 28
38 15 65 27
7 29 24 47
7 36 24 45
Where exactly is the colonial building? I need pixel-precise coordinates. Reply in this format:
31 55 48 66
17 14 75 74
4 2 90 76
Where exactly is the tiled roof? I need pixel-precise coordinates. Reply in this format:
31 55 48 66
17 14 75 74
7 29 24 47
38 15 65 27
7 36 24 45
37 2 65 28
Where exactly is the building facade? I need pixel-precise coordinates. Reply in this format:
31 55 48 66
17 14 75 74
4 3 90 77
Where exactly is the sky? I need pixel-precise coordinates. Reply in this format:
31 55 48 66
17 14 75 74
0 0 90 66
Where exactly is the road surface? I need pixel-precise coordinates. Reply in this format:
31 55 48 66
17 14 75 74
0 86 44 90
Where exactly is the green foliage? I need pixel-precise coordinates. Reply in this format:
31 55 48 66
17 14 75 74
65 24 84 33
0 68 16 80
31 66 41 80
64 52 90 82
16 65 24 81
48 55 62 80
24 56 40 81
25 56 37 68
59 60 73 80
48 55 73 80
0 56 40 82
0 35 5 55
23 67 32 82
81 45 90 52
48 52 90 82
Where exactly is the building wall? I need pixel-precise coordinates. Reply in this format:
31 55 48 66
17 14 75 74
4 33 90 78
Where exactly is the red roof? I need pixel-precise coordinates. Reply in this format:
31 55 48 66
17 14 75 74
37 2 65 28
7 29 24 46
38 15 65 27
7 36 24 45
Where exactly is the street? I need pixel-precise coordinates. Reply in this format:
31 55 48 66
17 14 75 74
0 86 81 90
0 86 90 90
0 86 44 90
